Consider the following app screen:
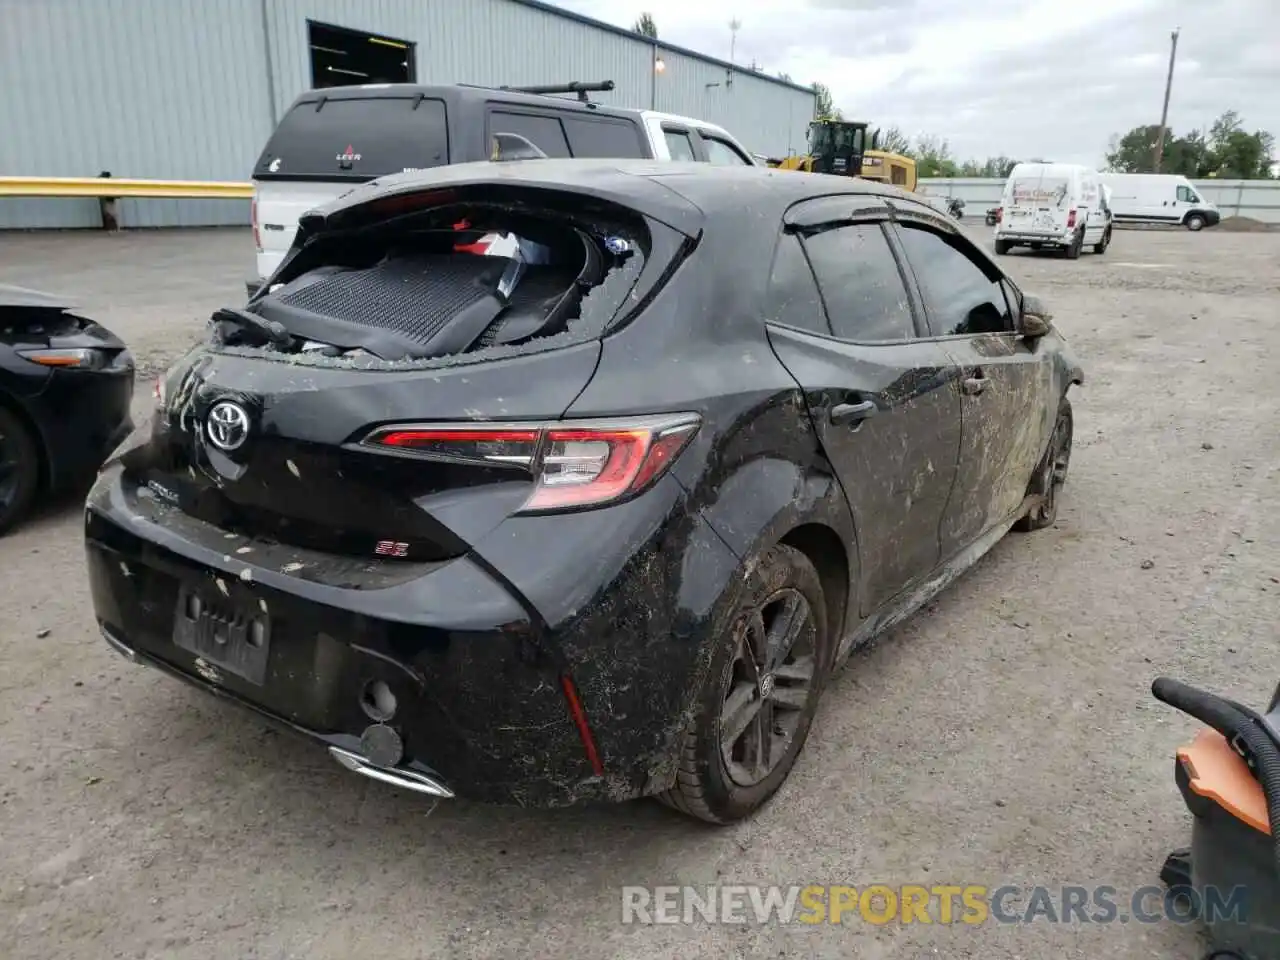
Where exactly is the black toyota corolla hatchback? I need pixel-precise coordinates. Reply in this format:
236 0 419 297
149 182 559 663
86 160 1082 823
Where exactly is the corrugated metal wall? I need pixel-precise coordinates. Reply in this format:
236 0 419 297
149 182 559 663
0 0 271 229
0 0 814 230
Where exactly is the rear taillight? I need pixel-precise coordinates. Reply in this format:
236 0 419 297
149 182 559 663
995 207 1003 223
361 414 700 512
1067 208 1077 228
251 197 262 253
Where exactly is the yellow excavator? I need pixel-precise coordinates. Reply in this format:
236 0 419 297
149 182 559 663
767 118 917 192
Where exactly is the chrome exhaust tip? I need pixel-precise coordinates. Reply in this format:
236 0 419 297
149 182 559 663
328 745 455 799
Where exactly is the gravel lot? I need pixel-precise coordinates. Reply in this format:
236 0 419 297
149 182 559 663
1 224 1277 960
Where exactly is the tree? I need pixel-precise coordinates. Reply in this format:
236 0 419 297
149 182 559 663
632 12 657 38
875 126 912 154
1208 111 1275 178
958 156 1018 178
913 134 957 178
1105 124 1166 173
1105 111 1275 178
776 71 792 83
810 82 840 120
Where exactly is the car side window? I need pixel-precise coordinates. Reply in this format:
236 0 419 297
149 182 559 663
488 111 571 158
763 234 828 335
894 223 1013 337
1177 184 1197 203
702 135 751 166
799 222 916 343
562 116 646 158
664 129 697 161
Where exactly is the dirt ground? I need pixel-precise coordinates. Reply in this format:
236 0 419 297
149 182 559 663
0 224 1277 960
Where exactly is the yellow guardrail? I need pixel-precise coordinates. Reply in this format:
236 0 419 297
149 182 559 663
0 176 252 199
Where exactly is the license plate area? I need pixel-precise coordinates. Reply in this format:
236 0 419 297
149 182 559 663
172 584 271 686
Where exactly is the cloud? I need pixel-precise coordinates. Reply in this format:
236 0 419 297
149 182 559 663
551 0 1280 166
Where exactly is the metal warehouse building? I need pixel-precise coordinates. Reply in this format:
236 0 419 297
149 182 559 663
0 0 816 230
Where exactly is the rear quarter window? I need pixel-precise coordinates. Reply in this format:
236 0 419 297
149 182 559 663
701 135 751 166
664 130 697 162
254 97 449 180
562 116 647 158
764 234 827 334
488 110 571 158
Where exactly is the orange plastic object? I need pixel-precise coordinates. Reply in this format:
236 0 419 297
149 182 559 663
1178 729 1271 836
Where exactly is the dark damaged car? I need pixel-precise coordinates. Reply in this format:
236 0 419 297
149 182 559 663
85 160 1083 824
1 284 134 535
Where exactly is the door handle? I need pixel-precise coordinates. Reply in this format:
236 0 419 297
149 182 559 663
830 400 877 425
961 374 988 396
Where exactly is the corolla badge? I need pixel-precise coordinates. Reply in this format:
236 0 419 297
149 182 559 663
205 400 251 452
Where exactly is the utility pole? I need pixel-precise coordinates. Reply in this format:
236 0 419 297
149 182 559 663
729 18 741 64
1152 27 1180 172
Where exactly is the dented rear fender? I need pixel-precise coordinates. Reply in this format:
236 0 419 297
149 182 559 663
668 388 860 652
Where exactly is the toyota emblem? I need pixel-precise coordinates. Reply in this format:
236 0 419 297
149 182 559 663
206 400 250 452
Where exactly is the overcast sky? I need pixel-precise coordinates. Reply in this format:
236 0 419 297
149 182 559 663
552 0 1280 167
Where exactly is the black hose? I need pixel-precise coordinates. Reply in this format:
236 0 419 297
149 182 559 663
1152 677 1280 877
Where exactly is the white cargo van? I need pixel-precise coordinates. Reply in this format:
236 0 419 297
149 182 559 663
994 162 1112 258
1095 173 1221 231
247 82 757 297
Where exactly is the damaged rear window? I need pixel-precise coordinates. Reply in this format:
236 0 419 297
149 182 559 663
211 196 655 367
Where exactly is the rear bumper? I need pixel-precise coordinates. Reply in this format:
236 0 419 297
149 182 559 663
996 231 1072 246
84 463 736 807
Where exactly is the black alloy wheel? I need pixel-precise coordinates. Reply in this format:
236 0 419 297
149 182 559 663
720 585 818 788
1016 397 1073 532
658 545 831 824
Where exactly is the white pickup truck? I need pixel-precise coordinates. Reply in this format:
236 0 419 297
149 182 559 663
248 82 759 296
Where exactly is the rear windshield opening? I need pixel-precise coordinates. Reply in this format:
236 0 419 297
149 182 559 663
214 202 648 365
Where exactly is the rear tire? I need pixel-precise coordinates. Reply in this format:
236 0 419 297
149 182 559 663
1015 396 1073 532
0 406 40 536
657 544 831 824
1064 228 1083 260
994 239 1011 255
1185 213 1207 232
1093 227 1111 255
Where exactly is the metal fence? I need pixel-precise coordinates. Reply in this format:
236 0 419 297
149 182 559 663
918 177 1280 224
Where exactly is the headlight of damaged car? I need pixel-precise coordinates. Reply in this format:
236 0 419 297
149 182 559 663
17 347 112 370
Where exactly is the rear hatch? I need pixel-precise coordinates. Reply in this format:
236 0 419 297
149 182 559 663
126 173 702 563
251 93 452 278
1004 169 1071 236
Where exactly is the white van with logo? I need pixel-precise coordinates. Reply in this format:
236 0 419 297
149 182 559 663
994 162 1112 258
1096 173 1221 231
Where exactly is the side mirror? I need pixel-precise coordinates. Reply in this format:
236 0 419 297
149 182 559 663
1018 293 1052 338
